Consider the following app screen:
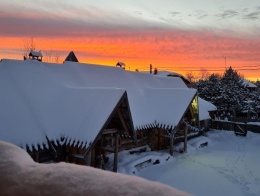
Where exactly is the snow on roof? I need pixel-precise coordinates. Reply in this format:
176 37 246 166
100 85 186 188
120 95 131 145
29 50 43 57
59 62 190 129
142 70 190 84
116 61 125 67
0 141 188 196
133 88 197 130
0 59 196 148
198 97 217 120
155 71 182 77
240 78 257 88
0 60 125 149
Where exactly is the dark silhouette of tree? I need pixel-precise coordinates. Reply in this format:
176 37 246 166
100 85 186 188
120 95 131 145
197 66 260 119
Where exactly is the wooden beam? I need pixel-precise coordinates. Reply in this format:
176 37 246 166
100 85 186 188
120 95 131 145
169 129 176 156
102 129 117 135
160 134 171 138
113 134 119 172
85 151 92 166
117 109 129 133
96 146 114 153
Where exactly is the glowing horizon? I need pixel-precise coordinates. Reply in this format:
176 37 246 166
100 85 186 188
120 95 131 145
0 0 259 81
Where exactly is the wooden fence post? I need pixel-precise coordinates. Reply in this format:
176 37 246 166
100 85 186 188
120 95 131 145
113 133 119 172
169 130 175 156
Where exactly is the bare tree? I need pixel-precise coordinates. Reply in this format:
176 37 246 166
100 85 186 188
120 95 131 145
43 48 54 63
185 71 198 83
53 51 61 63
22 37 36 59
200 68 210 80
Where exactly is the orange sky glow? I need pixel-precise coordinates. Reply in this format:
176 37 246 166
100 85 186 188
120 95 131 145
1 1 260 81
1 34 259 81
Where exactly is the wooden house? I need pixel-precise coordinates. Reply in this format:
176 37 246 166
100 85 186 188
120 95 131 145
64 51 79 63
0 70 134 171
240 78 258 92
28 50 42 62
0 59 204 171
116 62 126 69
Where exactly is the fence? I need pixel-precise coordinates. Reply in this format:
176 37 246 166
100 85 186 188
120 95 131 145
211 120 260 134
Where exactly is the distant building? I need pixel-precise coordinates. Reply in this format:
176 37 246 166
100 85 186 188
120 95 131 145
28 50 42 62
240 78 257 91
64 51 79 62
116 62 125 69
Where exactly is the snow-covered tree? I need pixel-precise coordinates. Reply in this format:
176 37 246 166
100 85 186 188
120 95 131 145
197 66 260 120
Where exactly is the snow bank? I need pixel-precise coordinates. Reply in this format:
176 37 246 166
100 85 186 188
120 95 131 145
0 141 189 196
118 151 171 175
138 130 260 196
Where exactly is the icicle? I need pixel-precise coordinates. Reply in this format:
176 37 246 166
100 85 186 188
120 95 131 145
77 141 80 148
81 141 85 148
28 144 33 152
73 140 78 147
45 141 49 149
69 139 74 146
34 143 38 151
39 143 43 150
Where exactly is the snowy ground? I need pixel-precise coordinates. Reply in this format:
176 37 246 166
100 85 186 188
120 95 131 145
119 130 260 196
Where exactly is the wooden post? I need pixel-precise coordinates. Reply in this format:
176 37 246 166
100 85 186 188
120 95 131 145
169 130 174 156
85 150 92 166
183 125 188 153
157 129 160 150
117 109 129 133
113 133 119 172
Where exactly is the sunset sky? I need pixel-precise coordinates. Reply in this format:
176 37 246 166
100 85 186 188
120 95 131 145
0 0 259 80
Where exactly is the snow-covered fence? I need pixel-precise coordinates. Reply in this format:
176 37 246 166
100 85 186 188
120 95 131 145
247 122 260 133
211 120 234 131
211 120 260 134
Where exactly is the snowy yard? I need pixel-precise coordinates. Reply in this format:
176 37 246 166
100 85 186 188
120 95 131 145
123 130 260 196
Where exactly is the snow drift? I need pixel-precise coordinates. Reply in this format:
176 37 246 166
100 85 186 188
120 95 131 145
0 141 189 196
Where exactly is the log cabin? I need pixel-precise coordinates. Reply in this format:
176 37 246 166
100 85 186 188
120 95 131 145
0 57 211 170
28 50 43 62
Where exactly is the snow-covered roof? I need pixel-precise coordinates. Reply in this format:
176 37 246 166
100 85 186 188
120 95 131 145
240 78 257 88
116 61 125 67
155 71 182 77
29 50 43 57
134 88 197 130
0 59 196 148
198 97 217 120
0 85 125 150
143 70 191 84
0 61 126 149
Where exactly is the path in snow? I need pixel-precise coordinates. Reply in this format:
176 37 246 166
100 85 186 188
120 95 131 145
137 130 260 196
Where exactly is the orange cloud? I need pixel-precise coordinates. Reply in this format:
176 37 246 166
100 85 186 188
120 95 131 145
1 29 260 81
